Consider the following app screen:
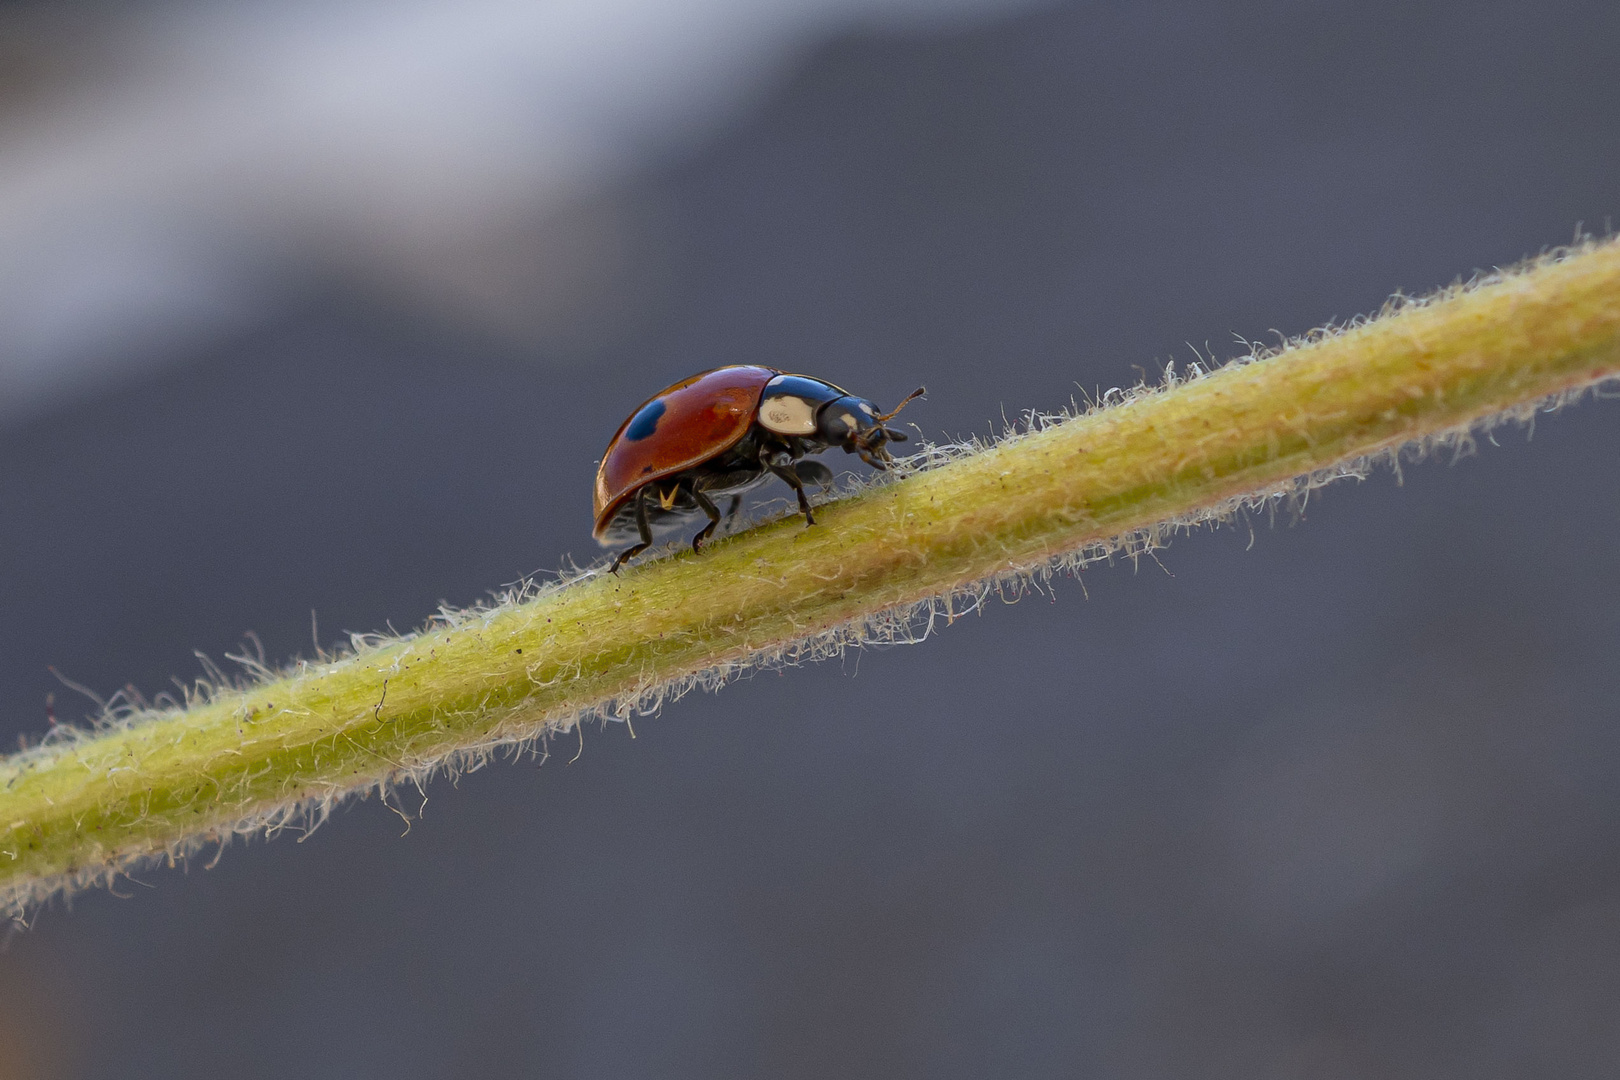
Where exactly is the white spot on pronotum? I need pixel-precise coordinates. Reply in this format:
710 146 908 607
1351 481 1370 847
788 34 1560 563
839 414 858 431
760 395 817 435
859 402 876 415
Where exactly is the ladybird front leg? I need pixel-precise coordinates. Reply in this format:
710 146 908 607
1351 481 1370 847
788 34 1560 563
610 486 655 574
765 460 816 527
792 460 834 492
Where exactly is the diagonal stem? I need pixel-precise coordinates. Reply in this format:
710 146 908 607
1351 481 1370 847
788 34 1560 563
5 238 1620 918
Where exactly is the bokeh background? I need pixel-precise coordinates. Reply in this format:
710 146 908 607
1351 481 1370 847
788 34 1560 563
2 0 1619 1075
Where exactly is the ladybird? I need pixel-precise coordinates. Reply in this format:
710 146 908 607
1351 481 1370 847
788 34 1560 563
594 366 925 572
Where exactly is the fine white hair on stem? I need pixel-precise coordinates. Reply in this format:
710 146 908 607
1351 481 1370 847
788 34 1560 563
4 236 1620 924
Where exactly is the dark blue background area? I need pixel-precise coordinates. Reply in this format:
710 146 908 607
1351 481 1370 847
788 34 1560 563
3 1 1620 1076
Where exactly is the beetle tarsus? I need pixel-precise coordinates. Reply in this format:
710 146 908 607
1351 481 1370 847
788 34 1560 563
767 462 816 526
691 489 723 553
610 487 656 574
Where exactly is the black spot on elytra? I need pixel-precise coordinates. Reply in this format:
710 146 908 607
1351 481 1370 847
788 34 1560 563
625 399 666 441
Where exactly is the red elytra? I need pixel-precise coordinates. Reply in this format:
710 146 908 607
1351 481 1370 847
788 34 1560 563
592 365 778 538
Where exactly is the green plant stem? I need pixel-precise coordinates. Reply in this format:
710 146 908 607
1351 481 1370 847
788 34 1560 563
6 240 1620 913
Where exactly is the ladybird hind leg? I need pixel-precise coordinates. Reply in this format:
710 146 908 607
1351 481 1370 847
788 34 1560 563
691 488 724 553
609 486 654 574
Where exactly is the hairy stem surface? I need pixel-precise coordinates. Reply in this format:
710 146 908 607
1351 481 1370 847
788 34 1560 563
6 239 1620 914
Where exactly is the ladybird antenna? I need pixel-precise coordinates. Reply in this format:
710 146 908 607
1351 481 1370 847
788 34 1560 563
875 386 926 423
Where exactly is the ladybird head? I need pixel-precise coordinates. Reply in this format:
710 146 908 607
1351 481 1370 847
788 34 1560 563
816 387 925 469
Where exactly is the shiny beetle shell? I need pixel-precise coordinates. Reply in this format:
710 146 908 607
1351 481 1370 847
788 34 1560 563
592 365 780 539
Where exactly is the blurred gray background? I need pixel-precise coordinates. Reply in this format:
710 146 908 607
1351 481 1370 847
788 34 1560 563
2 0 1619 1076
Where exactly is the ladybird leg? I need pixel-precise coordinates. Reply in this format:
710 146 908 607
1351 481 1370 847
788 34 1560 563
792 460 834 491
691 488 724 553
767 462 816 527
610 486 654 574
725 495 742 519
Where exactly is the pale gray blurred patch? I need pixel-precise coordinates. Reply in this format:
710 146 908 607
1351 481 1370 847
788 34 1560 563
1207 703 1455 940
0 0 1046 422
